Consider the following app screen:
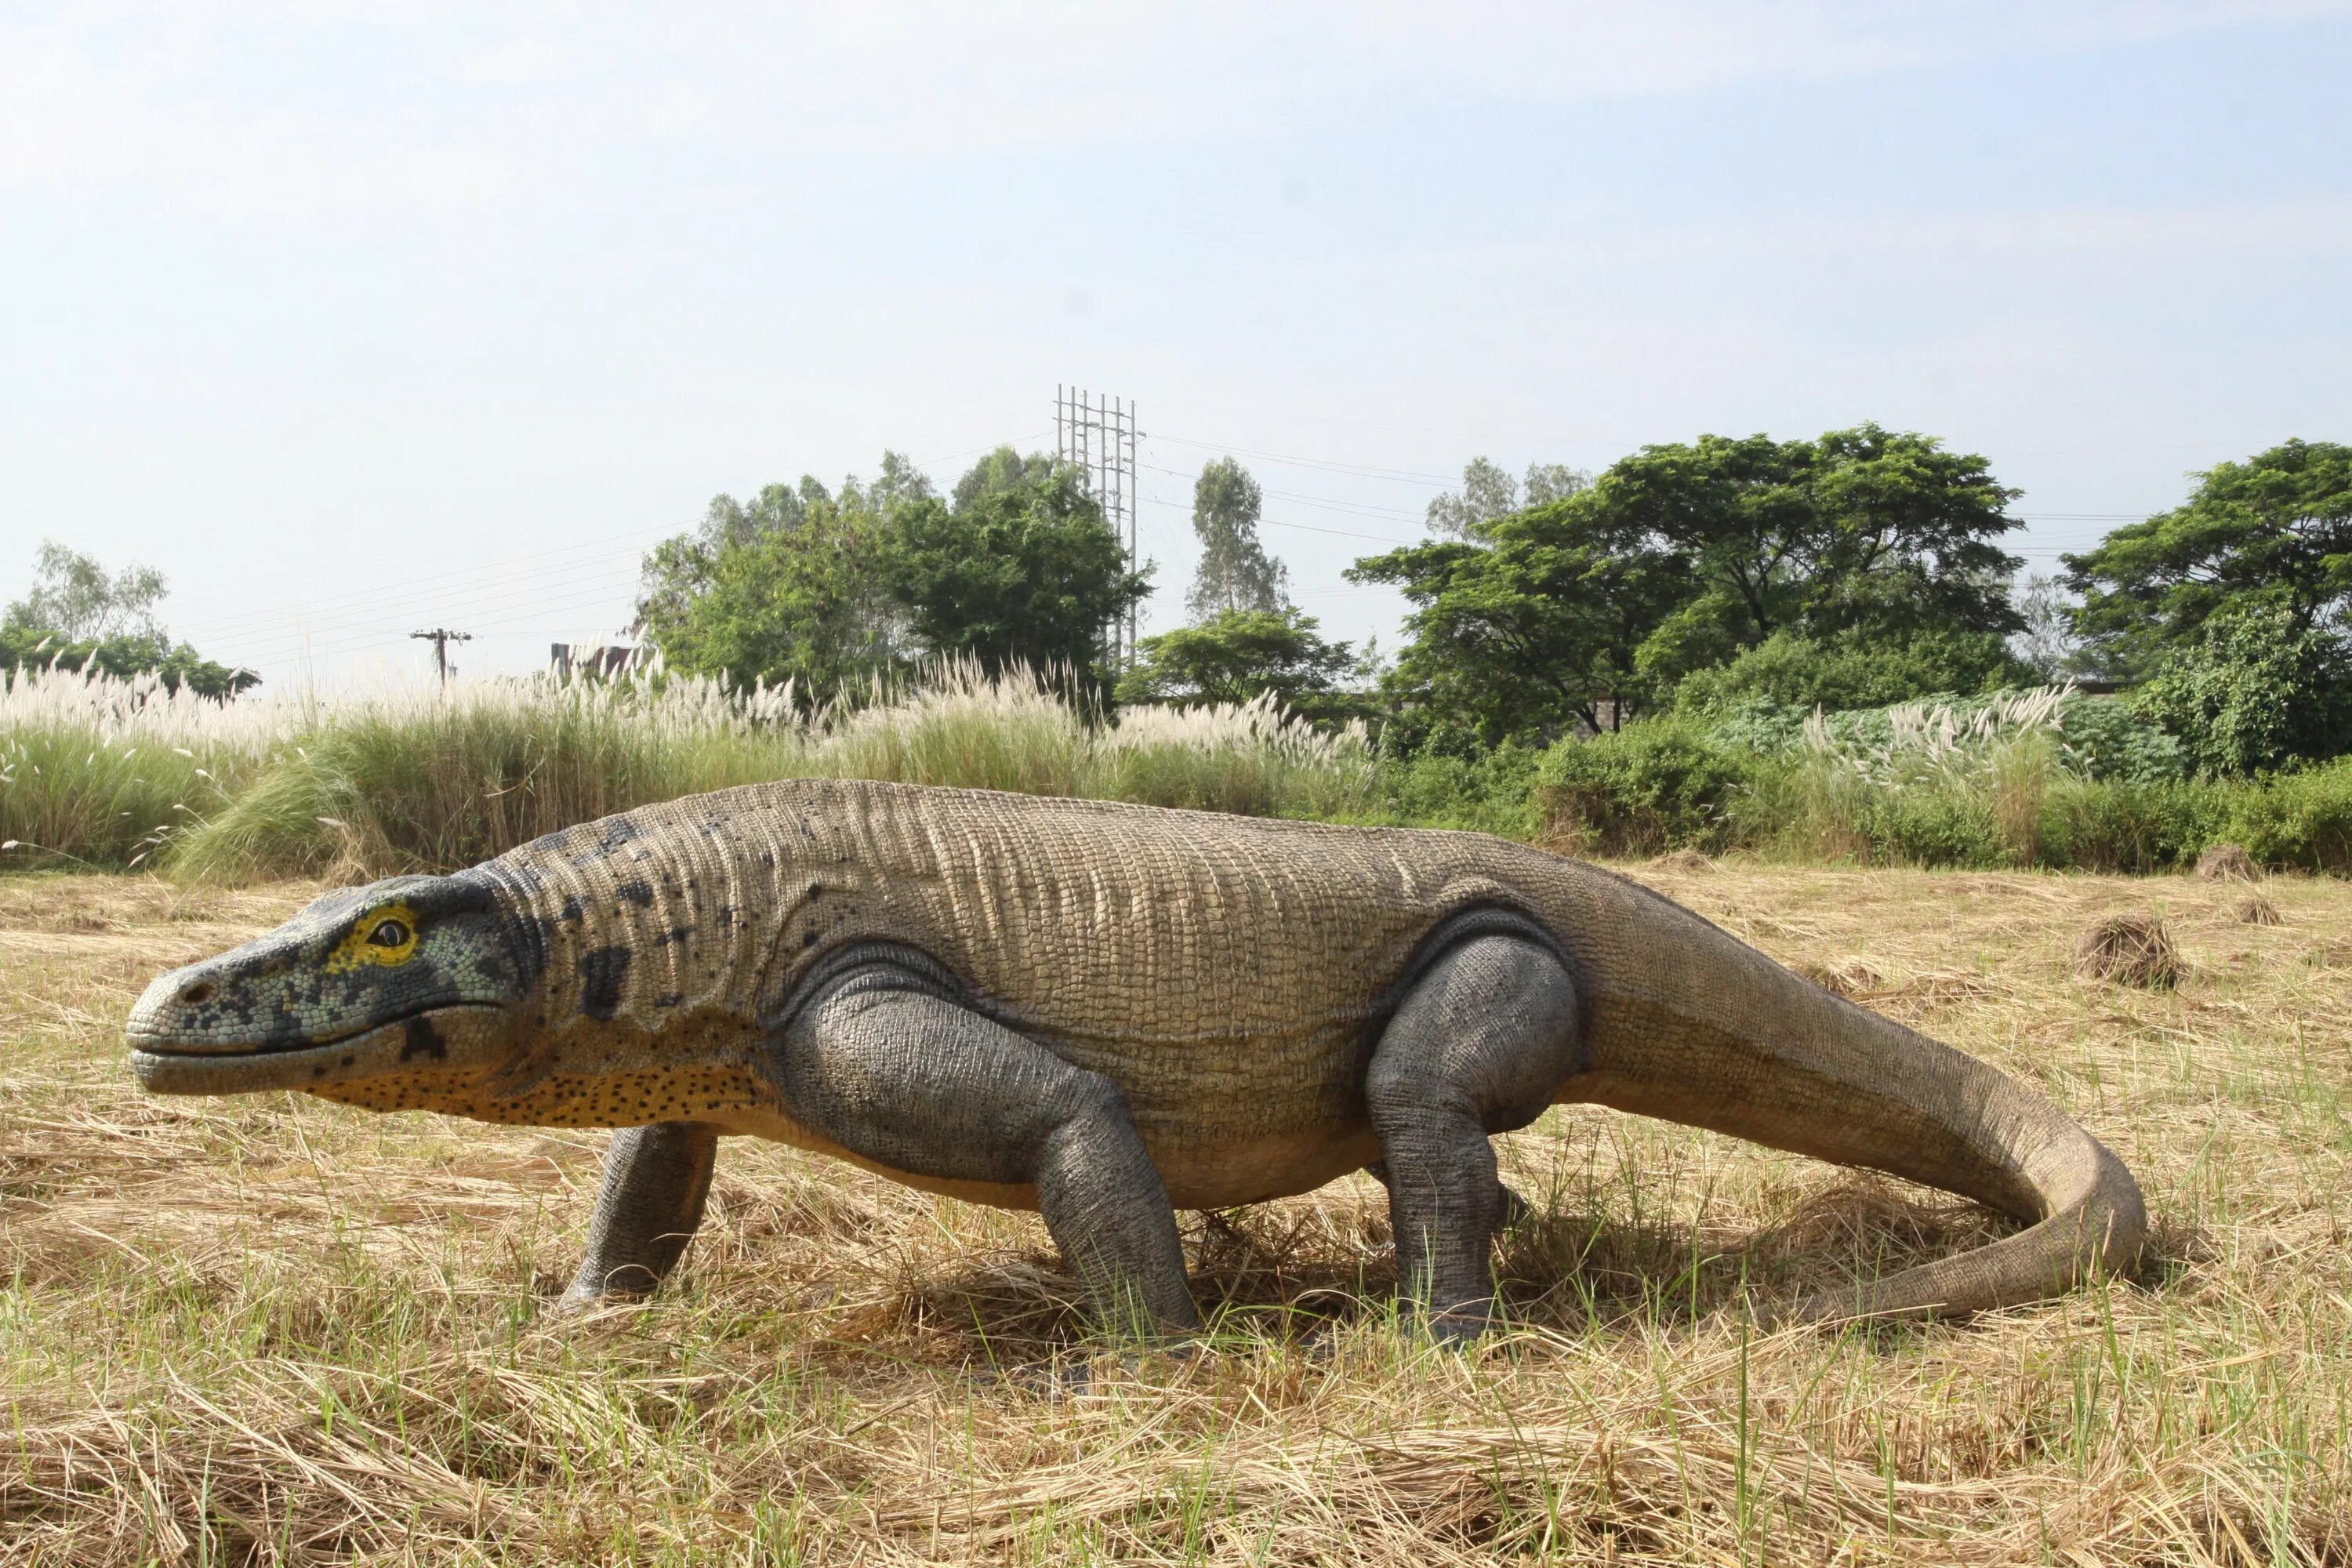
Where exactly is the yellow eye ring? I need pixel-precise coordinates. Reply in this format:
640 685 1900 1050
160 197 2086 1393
326 902 422 971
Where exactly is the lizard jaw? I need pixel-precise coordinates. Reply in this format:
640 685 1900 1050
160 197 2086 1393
129 1004 514 1097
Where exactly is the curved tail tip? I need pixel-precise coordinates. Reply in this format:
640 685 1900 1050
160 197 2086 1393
1759 1146 2148 1330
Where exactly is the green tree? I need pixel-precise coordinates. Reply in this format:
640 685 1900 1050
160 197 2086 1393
2129 602 2352 775
2012 573 2082 682
634 470 907 699
952 445 1055 513
1671 626 2026 713
2063 439 2352 677
4 543 256 695
1185 457 1288 619
1593 424 2026 662
1424 457 1591 539
1116 608 1357 721
1350 489 1686 744
3 541 167 641
0 626 259 697
881 465 1151 700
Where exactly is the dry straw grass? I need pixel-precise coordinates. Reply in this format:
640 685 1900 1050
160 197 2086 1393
5 865 2351 1563
2234 892 2285 927
2197 844 2261 883
2074 913 2185 990
1646 848 1718 875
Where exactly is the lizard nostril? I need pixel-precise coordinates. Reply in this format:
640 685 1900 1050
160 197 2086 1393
180 982 214 1005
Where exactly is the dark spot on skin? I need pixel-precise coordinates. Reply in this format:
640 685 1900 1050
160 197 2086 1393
802 930 818 949
717 906 736 927
579 946 632 1020
313 1064 328 1077
657 926 693 946
808 883 823 901
341 1056 355 1068
559 895 586 924
615 880 654 907
655 992 683 1008
400 1015 448 1062
600 818 643 851
757 852 775 868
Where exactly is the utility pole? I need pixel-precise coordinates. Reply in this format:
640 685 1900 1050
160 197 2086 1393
1054 386 1141 665
409 627 473 687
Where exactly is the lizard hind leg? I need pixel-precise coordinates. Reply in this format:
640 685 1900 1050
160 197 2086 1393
1366 932 1583 1342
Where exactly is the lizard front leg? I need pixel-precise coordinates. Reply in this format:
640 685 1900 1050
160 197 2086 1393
1367 931 1583 1341
768 956 1200 1340
560 1120 721 1311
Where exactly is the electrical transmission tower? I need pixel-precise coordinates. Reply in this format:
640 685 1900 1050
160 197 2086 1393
410 627 473 686
1054 386 1141 664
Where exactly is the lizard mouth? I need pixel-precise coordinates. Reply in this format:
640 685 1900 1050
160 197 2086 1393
129 1005 511 1096
126 1000 495 1058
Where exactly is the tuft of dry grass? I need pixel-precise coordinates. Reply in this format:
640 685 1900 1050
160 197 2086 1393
5 863 2352 1564
2234 891 2285 927
1793 956 1885 997
2196 842 2261 882
1646 847 1717 875
2074 912 2183 989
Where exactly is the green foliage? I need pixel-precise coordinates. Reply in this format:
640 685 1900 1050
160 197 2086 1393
4 541 168 641
634 477 906 701
1349 493 1685 744
3 541 256 699
1185 458 1287 619
1350 742 1548 840
950 445 1054 513
1672 627 2026 713
1423 457 1589 538
1357 423 2027 746
2129 604 2352 776
1116 608 1358 722
1532 719 1757 856
1594 423 2025 655
2222 757 2352 871
2066 438 2352 674
0 626 258 698
880 468 1152 703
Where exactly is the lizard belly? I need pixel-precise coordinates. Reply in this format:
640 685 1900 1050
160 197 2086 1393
715 1105 1381 1212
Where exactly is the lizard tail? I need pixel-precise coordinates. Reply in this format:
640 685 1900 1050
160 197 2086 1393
1568 938 2145 1323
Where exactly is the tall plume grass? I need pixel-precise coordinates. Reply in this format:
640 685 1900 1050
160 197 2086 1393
1 659 1371 881
1780 686 2078 866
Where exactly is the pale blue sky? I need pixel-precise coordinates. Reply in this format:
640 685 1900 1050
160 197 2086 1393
5 3 2348 688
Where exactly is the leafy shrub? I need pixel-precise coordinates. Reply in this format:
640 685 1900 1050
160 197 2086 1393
1359 741 1547 839
2036 776 2229 873
2132 605 2352 776
2220 757 2352 872
1533 720 1756 855
2053 696 2190 784
1672 628 2024 713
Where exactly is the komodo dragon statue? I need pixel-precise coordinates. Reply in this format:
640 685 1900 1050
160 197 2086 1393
125 779 2145 1340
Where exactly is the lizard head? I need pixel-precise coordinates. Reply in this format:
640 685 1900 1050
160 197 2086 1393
126 873 538 1101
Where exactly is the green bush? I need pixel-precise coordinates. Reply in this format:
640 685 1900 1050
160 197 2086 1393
1672 628 2024 714
1533 720 1757 855
2221 757 2352 873
2035 776 2229 873
1357 742 1547 839
2132 605 2352 776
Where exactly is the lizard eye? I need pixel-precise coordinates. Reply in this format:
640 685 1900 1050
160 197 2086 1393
367 918 412 948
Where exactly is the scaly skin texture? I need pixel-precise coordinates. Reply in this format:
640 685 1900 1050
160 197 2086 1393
126 779 2147 1334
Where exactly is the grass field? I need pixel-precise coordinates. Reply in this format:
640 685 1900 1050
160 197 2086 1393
4 861 2350 1564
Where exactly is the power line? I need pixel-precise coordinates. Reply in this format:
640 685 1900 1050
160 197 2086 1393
1149 432 1457 487
409 628 472 686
